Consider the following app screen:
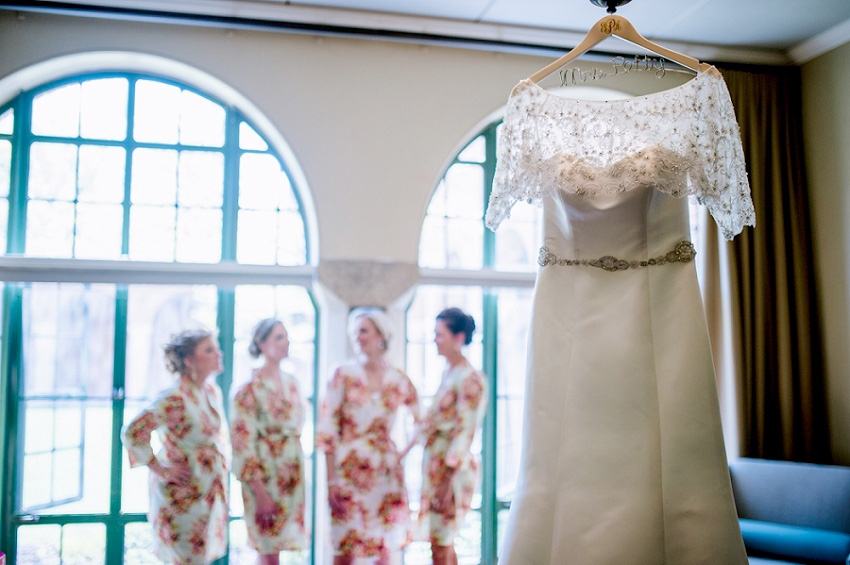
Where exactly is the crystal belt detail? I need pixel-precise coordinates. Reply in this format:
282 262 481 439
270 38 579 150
538 241 696 271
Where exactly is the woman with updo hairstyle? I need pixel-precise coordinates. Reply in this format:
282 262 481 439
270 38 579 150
230 318 307 564
121 329 230 564
407 307 487 565
316 308 420 565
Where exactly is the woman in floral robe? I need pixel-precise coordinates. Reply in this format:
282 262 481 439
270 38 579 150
231 318 306 564
121 329 230 565
418 308 487 565
317 309 420 565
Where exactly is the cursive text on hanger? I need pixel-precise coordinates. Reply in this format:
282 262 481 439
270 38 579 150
559 55 678 86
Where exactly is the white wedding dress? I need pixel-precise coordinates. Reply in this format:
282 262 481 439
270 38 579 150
487 66 754 564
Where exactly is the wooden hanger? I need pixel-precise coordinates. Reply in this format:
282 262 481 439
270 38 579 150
528 14 711 83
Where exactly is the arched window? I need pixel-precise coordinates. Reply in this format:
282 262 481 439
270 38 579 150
405 121 540 564
0 72 317 564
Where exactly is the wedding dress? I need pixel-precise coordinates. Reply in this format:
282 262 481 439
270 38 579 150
487 66 753 564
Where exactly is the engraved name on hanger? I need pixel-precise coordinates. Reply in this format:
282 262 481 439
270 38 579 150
559 55 671 86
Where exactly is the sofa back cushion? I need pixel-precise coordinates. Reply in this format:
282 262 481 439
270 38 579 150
729 458 850 533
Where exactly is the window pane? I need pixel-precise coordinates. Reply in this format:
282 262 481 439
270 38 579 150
131 148 177 205
239 121 268 151
26 200 74 258
445 217 484 270
0 198 7 253
80 78 128 141
61 523 106 564
78 145 125 203
19 283 115 515
20 400 112 515
133 80 179 144
457 134 486 163
177 150 223 208
129 205 175 261
237 153 305 265
21 282 116 396
426 179 448 218
75 203 123 259
0 107 13 134
28 142 77 201
456 511 482 564
495 201 542 272
444 164 484 219
239 153 288 210
32 83 80 138
278 210 306 266
0 139 10 197
179 89 225 147
175 207 222 263
124 522 159 564
419 215 448 269
236 209 276 265
17 524 61 565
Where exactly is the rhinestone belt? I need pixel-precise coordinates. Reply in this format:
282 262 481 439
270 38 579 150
538 241 696 272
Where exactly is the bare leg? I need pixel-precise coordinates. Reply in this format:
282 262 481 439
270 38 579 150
333 555 355 565
431 544 458 565
376 547 393 565
257 555 280 565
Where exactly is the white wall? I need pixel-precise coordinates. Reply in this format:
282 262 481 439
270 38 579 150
803 40 850 465
0 10 690 265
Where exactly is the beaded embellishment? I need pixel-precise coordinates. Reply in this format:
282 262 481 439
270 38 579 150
538 241 696 272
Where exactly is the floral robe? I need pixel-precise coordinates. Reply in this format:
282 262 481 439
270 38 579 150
121 378 230 565
316 362 420 557
230 371 307 553
419 363 487 545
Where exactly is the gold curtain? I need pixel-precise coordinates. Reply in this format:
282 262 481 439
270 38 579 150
707 65 830 462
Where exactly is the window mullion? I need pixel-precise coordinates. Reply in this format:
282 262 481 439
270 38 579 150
7 95 31 255
221 111 240 263
121 78 138 256
480 291 498 565
0 285 22 557
106 286 128 564
482 123 498 269
214 287 235 565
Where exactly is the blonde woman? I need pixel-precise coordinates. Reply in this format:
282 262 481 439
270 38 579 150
121 329 230 565
317 309 420 565
231 318 307 564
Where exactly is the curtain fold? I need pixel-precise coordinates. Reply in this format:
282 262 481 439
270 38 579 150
711 65 830 462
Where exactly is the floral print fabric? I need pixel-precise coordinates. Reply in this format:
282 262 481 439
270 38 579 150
419 364 487 545
121 378 231 565
230 371 307 553
316 362 420 557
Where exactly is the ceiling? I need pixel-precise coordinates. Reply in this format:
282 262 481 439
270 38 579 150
6 0 850 65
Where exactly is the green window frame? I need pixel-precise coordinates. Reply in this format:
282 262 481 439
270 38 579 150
0 72 318 565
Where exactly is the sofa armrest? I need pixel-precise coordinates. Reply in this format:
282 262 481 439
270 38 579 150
740 519 850 564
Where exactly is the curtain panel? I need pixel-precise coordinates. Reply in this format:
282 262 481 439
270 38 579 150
713 65 830 462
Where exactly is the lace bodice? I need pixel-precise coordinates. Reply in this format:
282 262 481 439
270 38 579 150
486 66 755 240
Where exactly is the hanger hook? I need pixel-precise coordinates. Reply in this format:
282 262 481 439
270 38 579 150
589 0 632 14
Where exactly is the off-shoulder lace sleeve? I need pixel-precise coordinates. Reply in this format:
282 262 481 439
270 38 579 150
689 67 755 240
484 70 755 239
485 83 532 231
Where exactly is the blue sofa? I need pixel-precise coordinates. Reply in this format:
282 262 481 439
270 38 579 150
729 458 850 565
